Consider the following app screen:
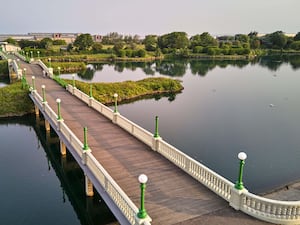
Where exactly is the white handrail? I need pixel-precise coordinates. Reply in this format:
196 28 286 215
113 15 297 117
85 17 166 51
30 89 152 225
65 84 300 224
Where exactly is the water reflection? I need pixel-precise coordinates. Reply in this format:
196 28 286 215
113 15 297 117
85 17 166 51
0 115 117 225
63 56 300 83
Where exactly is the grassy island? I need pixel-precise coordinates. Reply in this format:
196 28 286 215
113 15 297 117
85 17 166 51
63 77 183 104
0 77 183 117
0 82 34 117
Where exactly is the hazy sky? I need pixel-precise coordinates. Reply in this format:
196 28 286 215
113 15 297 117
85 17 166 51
2 0 299 36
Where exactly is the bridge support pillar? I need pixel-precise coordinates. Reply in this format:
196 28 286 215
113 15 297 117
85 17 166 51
229 188 248 210
85 175 94 197
60 140 66 155
45 120 51 132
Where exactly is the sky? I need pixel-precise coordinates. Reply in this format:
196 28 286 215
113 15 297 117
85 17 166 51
1 0 299 37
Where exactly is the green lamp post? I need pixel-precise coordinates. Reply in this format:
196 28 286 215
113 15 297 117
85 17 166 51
37 51 40 59
30 51 33 59
48 58 51 68
31 76 36 90
56 98 62 120
89 84 93 98
41 85 46 102
113 93 118 113
22 68 27 88
26 52 29 61
235 152 247 190
137 174 148 219
83 127 89 150
57 66 61 76
72 74 76 88
154 116 160 138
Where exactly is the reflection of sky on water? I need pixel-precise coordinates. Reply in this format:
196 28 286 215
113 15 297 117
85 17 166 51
61 64 170 83
63 60 300 193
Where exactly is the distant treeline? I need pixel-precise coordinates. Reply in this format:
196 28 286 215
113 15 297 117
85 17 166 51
4 31 300 58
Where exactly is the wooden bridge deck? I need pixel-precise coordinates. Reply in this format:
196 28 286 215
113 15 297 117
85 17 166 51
21 61 270 225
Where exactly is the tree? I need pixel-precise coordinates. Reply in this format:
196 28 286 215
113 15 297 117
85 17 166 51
143 35 158 51
158 32 189 50
267 31 288 49
235 34 249 43
190 32 218 48
92 42 103 52
40 38 53 49
53 39 67 45
294 32 300 41
74 33 94 50
5 37 17 45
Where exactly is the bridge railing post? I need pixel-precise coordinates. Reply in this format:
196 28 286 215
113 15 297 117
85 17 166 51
152 116 162 151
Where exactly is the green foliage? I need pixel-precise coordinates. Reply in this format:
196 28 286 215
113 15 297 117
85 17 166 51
44 61 86 73
53 75 68 88
5 37 18 45
190 32 218 48
290 41 300 50
143 35 158 51
158 32 189 50
0 61 8 75
53 39 67 45
40 38 53 49
0 82 33 116
235 34 250 43
74 33 94 50
92 42 103 53
294 32 300 41
262 31 287 49
64 77 183 104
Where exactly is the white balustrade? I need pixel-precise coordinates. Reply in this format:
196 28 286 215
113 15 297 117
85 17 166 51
55 80 300 225
30 89 151 225
86 152 150 225
240 192 300 224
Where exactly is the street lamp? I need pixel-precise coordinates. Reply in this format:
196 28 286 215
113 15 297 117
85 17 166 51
137 174 148 219
22 68 27 88
26 52 29 61
30 51 33 59
48 58 51 68
41 85 46 102
57 66 61 76
89 84 93 98
83 127 89 150
154 116 160 138
235 152 247 190
72 74 76 88
56 98 62 120
37 51 40 59
31 76 36 90
113 93 118 113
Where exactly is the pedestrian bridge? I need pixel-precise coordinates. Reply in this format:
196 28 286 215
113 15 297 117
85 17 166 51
11 56 300 225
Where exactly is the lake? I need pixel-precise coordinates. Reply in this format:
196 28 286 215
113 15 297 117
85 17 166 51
0 116 117 225
1 56 300 225
61 56 300 193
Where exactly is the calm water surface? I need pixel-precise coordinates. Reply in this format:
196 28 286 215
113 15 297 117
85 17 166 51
0 116 117 225
62 58 300 193
1 58 300 225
